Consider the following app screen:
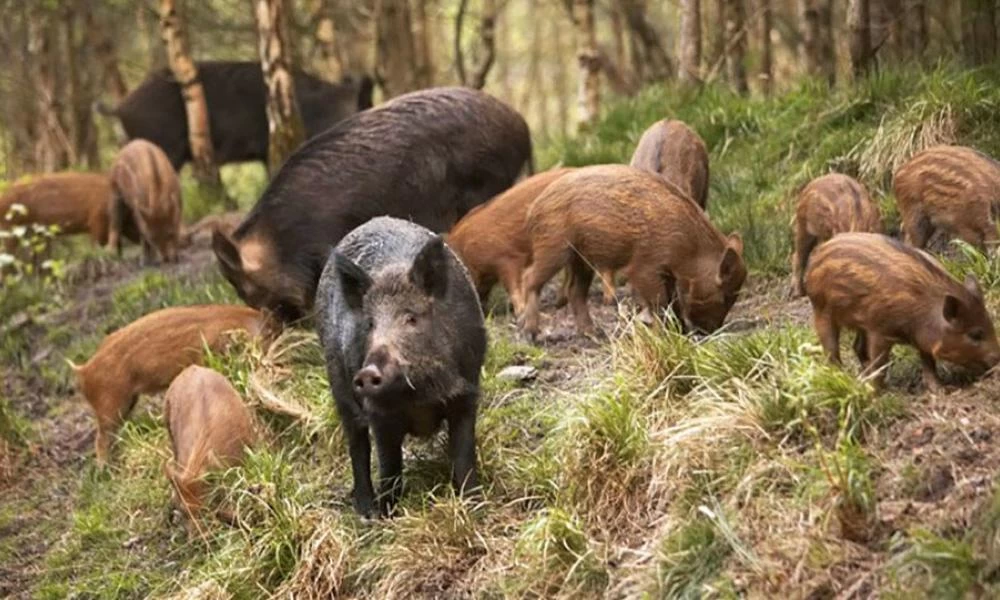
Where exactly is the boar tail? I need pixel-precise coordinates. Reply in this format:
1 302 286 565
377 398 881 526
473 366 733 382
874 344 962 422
64 358 82 373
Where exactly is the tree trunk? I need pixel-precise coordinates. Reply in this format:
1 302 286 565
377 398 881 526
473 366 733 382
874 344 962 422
848 0 873 78
618 0 673 83
724 0 749 94
28 7 71 172
412 0 435 88
609 0 628 77
573 0 600 130
758 0 773 94
799 0 822 78
962 0 997 65
310 0 344 81
819 0 836 84
679 0 702 84
159 0 223 190
871 0 903 64
256 0 306 174
904 0 927 61
456 0 497 89
553 3 570 137
376 0 418 97
710 0 726 75
65 4 100 168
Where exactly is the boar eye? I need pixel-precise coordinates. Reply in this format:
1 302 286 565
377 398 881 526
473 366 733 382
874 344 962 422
404 312 419 326
969 329 985 342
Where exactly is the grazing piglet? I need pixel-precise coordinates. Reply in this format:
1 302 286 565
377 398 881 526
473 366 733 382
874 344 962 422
108 139 183 264
70 305 275 464
629 119 710 209
791 173 882 296
805 232 1000 391
520 165 746 338
0 172 137 247
316 217 487 517
164 366 257 522
894 145 1000 250
213 86 532 323
448 168 619 311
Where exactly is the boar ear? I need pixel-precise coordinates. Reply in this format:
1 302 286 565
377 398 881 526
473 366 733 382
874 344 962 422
943 294 963 325
718 246 743 285
964 274 984 300
726 233 744 255
212 228 241 273
334 251 372 310
409 235 449 299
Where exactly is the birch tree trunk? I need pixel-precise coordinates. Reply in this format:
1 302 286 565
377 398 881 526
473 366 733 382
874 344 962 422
159 0 221 188
573 0 601 130
256 0 306 174
724 0 749 94
679 0 702 84
848 0 873 78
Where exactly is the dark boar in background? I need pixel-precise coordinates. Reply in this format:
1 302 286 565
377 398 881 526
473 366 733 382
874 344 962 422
629 119 710 209
791 173 881 296
894 145 1000 251
805 232 1000 391
96 61 374 170
520 165 746 338
213 86 533 323
108 139 183 264
316 217 487 517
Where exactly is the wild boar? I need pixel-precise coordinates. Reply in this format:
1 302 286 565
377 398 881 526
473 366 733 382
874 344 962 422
629 119 710 209
164 365 257 522
213 86 533 323
96 61 374 170
0 172 137 248
69 305 276 464
448 168 617 312
894 145 1000 250
790 173 882 296
805 232 1000 391
316 217 487 517
520 165 746 339
108 139 183 264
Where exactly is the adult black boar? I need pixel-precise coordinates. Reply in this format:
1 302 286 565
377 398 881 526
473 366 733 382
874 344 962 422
96 61 374 170
316 217 487 517
212 86 533 323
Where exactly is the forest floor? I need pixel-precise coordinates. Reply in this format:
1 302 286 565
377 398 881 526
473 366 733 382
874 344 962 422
3 228 1000 599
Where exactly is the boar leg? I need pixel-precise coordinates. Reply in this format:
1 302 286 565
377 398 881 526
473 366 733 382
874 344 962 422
852 330 870 366
107 193 126 256
554 271 571 309
599 269 617 305
791 231 816 298
372 421 405 517
568 257 596 335
520 246 570 338
814 312 842 365
497 261 526 315
902 211 932 249
918 351 944 393
447 401 480 498
861 332 892 388
329 364 376 516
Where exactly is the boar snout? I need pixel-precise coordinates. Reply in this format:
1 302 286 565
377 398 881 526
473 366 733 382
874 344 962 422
353 347 403 398
353 365 385 396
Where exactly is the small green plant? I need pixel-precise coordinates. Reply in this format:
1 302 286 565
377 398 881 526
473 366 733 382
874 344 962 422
941 239 1000 290
819 438 877 543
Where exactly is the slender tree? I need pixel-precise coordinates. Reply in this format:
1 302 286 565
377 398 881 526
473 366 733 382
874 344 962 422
848 0 873 78
724 0 748 93
904 0 928 60
375 0 419 97
28 6 70 172
455 0 498 89
679 0 702 84
758 0 772 94
159 0 221 189
961 0 997 65
310 0 344 81
412 0 435 88
255 0 306 174
573 0 600 129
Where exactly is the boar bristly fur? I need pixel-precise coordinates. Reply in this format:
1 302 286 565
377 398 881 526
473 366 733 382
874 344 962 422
70 305 276 464
894 145 1000 250
317 217 487 517
805 232 1000 390
629 119 710 209
791 173 882 296
108 139 183 264
164 366 257 524
213 87 532 323
0 172 137 248
520 165 746 338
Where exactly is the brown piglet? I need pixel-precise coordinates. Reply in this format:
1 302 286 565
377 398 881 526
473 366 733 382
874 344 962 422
0 172 137 248
164 365 257 523
629 119 710 209
791 173 882 296
108 139 183 263
520 165 746 338
894 145 1000 251
447 167 616 311
805 232 1000 390
69 305 276 464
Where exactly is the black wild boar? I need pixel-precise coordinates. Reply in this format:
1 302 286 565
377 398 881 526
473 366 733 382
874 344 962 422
96 61 374 170
316 217 487 517
213 86 533 323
